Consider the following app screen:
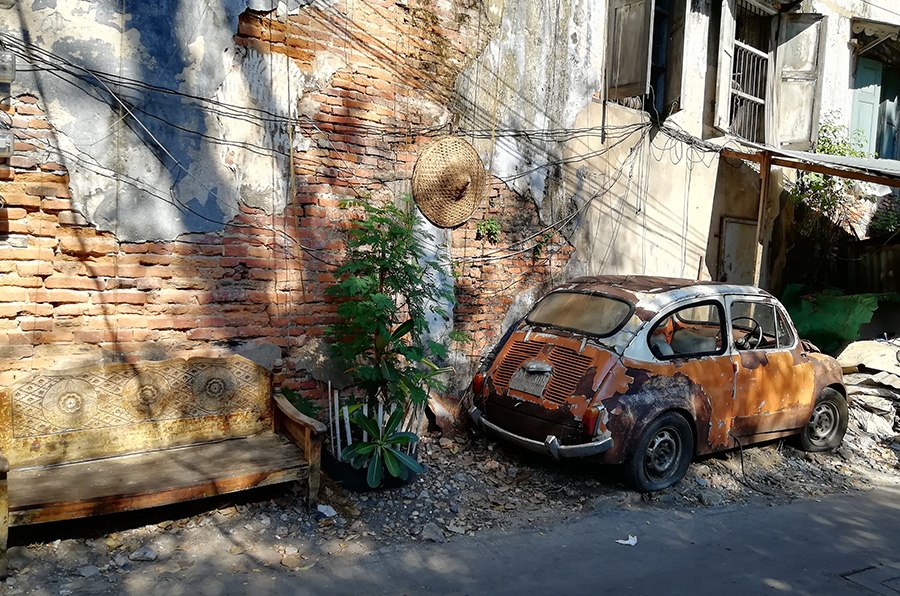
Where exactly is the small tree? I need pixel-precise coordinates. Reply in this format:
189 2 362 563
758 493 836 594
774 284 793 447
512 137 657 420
791 114 868 232
325 196 456 487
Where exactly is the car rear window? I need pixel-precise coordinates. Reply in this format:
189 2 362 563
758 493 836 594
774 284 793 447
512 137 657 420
526 292 632 336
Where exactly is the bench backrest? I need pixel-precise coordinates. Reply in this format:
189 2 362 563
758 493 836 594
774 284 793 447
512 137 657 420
1 355 273 468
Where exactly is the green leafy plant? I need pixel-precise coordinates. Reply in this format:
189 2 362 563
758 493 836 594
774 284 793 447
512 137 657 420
341 407 424 488
475 217 502 244
791 114 868 222
281 388 321 420
326 196 455 487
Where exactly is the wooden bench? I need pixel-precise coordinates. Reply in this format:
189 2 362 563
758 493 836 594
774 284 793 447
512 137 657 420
0 355 325 577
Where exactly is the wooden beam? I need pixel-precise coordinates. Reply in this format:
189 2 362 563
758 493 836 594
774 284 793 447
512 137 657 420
721 148 764 164
753 151 772 286
770 157 900 187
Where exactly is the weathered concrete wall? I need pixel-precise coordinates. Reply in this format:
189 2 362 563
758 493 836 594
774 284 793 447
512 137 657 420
0 0 306 242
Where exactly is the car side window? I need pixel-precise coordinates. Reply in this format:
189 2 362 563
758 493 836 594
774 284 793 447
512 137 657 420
731 301 777 350
648 301 725 359
775 307 795 348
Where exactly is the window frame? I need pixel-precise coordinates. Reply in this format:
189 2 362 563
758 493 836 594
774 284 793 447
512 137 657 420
646 299 728 361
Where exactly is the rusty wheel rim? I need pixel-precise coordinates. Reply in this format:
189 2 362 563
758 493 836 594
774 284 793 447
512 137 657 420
644 427 681 482
808 401 838 442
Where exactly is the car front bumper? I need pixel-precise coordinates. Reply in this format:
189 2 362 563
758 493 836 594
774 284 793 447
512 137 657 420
469 406 613 460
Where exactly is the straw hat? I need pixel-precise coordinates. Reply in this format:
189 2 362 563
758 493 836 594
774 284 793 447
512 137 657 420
411 137 486 228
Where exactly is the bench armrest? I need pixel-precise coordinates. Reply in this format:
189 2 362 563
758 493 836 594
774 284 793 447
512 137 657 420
274 394 327 435
273 394 325 508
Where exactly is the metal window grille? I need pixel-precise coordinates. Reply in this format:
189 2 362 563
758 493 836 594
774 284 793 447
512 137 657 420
729 0 772 143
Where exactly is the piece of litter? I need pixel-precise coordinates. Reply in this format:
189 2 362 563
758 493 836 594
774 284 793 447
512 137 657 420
317 504 337 518
615 535 638 546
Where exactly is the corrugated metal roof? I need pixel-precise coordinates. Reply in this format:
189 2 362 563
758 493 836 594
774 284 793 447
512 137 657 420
775 148 900 181
735 139 900 185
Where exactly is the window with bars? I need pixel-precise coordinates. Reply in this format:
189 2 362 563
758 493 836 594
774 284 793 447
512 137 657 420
715 0 826 150
728 1 772 143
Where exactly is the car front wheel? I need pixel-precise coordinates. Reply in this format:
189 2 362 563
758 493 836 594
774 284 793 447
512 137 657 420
625 411 694 492
798 388 848 452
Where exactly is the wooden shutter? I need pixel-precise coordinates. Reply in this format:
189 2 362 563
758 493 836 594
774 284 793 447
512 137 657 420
607 0 655 100
714 0 737 131
851 57 883 156
774 13 826 150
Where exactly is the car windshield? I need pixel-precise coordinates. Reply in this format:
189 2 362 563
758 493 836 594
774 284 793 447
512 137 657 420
526 292 632 336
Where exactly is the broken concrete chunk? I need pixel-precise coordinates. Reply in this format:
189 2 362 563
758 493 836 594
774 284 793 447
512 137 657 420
128 547 158 562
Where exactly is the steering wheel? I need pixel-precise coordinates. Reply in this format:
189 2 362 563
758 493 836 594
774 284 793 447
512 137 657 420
732 316 763 350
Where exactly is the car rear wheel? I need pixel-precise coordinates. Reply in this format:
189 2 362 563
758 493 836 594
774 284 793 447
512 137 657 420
625 412 694 492
798 388 848 452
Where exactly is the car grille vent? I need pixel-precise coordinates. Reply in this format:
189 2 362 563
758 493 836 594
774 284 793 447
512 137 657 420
492 340 594 404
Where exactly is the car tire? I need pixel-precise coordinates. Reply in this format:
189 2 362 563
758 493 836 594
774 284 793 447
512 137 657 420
625 411 694 492
798 388 848 452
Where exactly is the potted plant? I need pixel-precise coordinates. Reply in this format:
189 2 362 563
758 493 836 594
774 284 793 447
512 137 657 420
325 196 458 489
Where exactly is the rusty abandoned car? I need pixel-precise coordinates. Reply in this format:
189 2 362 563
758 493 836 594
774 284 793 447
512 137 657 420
469 276 848 491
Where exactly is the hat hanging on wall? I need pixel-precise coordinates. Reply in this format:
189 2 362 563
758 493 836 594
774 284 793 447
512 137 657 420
411 137 486 228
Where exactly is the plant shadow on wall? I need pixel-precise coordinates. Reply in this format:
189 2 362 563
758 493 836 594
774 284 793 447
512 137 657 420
325 196 462 489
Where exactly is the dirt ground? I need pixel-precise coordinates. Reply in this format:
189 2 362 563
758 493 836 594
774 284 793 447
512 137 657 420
5 423 900 595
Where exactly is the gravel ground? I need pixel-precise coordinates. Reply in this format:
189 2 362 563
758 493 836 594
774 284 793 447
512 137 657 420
5 428 900 595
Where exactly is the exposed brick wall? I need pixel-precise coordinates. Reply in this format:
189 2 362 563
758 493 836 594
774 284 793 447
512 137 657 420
0 2 574 410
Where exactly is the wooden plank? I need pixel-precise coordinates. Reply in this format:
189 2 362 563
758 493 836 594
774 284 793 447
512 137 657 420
8 434 307 525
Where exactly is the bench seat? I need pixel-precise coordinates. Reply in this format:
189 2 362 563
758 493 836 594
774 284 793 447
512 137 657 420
9 433 307 526
0 355 325 578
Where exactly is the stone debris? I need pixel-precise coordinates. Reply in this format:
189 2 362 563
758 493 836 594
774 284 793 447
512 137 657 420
4 418 900 594
128 546 158 562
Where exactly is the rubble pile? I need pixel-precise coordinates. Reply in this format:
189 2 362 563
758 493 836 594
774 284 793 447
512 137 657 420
838 339 900 454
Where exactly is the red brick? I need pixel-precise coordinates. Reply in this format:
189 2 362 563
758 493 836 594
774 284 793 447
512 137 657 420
41 198 73 212
32 288 87 303
59 236 118 256
19 317 53 331
0 274 42 288
44 275 106 290
0 193 40 208
93 290 148 305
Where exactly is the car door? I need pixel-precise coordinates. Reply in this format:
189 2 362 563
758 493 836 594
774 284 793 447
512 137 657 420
727 295 814 440
638 299 738 453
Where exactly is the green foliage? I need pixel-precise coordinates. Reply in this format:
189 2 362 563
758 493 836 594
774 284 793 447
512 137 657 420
791 114 868 219
281 388 321 420
475 217 502 244
870 208 900 236
532 230 555 259
326 196 459 487
341 407 423 488
326 197 455 412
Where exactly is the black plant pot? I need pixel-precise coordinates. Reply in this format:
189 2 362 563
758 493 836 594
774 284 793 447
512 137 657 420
322 450 418 492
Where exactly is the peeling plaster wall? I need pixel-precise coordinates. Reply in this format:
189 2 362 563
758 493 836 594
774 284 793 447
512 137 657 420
454 0 604 216
0 0 308 241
